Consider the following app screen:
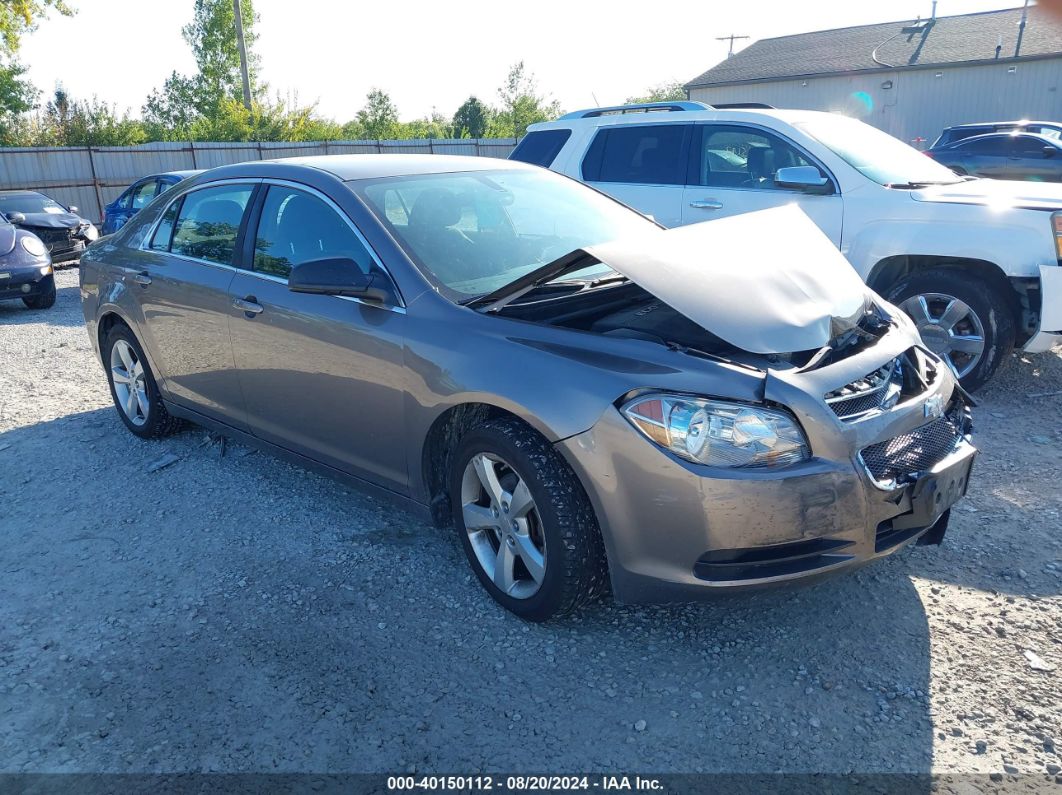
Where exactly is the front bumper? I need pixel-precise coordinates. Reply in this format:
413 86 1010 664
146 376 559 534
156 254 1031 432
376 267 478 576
556 339 976 604
1023 264 1062 353
0 267 52 301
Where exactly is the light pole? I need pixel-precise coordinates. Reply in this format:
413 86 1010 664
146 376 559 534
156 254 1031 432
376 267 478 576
233 0 252 110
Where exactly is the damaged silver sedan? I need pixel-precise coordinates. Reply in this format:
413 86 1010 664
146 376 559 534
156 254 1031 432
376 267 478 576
79 156 976 621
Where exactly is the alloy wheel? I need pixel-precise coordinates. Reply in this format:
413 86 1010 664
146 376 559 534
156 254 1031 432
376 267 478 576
901 293 986 380
110 339 149 426
460 453 547 599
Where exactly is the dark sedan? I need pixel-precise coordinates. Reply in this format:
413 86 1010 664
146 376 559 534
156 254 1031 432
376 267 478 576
926 133 1062 182
0 190 99 264
0 213 55 309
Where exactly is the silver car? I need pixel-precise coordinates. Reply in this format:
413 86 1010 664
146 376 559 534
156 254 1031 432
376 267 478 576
79 155 976 621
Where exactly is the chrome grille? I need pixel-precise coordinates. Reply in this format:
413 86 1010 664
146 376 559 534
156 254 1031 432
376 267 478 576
860 413 964 484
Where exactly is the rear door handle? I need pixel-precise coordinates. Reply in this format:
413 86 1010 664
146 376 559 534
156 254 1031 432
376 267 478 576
233 296 264 316
133 272 152 286
689 199 724 210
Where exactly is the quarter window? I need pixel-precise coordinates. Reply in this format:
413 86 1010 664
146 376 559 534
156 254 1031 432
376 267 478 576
252 186 374 280
169 185 253 265
694 125 816 189
149 199 181 251
582 124 691 185
509 129 572 168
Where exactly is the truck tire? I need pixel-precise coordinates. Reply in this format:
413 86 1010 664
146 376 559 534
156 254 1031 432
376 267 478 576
887 268 1015 392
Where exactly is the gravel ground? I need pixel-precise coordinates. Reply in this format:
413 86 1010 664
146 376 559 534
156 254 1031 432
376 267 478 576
1 269 1060 777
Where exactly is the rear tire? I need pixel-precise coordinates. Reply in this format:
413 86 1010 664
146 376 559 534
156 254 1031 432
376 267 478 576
449 418 608 621
103 323 183 439
22 275 56 309
887 268 1015 392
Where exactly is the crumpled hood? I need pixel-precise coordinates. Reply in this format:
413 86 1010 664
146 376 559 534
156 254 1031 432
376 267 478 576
0 223 14 256
912 178 1062 211
16 212 83 230
583 204 873 354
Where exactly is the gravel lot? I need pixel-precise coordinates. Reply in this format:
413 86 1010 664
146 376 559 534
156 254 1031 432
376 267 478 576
1 269 1061 778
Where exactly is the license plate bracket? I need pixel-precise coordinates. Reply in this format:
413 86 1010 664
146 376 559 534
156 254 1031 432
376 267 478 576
894 454 974 530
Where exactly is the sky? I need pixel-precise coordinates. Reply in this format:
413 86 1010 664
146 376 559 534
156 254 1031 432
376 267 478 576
16 0 1026 122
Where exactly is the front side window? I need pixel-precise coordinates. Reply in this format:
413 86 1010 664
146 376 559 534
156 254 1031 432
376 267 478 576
130 179 160 210
1009 136 1049 156
694 125 816 189
509 129 572 168
252 186 374 280
356 167 655 298
582 124 691 185
169 185 253 265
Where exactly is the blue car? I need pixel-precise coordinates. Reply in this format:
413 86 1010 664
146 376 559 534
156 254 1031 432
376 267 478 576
102 170 201 235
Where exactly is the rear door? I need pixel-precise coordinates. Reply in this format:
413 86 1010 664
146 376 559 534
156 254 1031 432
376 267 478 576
680 124 842 245
953 137 1008 177
227 182 408 491
134 181 256 429
580 123 692 227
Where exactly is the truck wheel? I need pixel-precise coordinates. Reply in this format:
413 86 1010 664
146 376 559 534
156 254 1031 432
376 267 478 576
887 268 1014 392
450 418 609 621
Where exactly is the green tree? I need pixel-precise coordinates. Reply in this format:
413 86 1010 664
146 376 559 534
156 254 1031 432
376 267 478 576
142 0 260 139
0 0 73 56
40 85 145 146
624 80 687 104
490 61 560 138
0 60 35 114
451 95 490 138
349 88 399 139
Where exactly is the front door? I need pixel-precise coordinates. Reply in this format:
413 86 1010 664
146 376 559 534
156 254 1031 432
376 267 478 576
680 124 843 245
227 183 408 491
134 182 255 429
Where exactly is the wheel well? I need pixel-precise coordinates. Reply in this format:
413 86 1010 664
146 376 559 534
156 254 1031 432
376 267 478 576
96 312 128 361
867 255 1020 317
421 403 534 528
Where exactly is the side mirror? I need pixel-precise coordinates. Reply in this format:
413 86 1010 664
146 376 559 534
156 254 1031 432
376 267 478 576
68 206 79 213
288 257 391 303
775 165 832 194
6 211 26 225
1044 146 1057 159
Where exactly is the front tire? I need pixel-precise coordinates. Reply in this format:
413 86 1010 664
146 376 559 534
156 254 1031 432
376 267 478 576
103 324 183 439
449 418 608 621
887 268 1015 392
22 275 56 309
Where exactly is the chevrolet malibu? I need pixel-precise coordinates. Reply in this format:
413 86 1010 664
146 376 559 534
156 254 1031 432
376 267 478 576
79 155 976 621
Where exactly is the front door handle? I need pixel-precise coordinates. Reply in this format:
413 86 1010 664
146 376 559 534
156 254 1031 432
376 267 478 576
689 199 724 210
233 296 264 316
133 272 152 286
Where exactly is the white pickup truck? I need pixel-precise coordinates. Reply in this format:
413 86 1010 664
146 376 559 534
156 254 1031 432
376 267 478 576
513 102 1062 390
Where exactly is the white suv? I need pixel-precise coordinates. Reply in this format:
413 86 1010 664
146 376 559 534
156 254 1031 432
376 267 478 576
512 101 1062 390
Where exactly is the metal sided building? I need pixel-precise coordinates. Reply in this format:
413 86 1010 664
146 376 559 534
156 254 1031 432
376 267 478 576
684 6 1062 147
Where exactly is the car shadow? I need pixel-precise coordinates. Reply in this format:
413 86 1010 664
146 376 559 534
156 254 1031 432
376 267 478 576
0 405 934 782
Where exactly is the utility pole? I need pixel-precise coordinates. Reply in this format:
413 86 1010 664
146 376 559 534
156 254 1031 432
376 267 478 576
233 0 252 110
716 34 750 58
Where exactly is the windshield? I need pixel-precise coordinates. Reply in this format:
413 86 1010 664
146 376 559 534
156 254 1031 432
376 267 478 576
355 169 655 299
0 193 67 215
797 116 964 187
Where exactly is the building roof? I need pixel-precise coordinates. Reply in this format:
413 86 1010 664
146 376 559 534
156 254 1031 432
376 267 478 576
686 6 1062 89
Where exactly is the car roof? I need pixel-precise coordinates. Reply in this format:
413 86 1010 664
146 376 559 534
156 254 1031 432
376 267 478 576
158 169 202 179
250 154 537 181
0 190 48 197
945 121 1061 130
526 107 838 132
946 131 1061 146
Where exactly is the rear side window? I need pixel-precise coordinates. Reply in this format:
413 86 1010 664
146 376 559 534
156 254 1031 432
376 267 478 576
582 124 691 185
509 129 572 168
956 137 1005 154
169 185 253 265
252 186 374 280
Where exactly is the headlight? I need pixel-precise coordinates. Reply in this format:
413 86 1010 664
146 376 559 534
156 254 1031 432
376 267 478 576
1053 212 1062 259
21 236 47 258
622 394 810 468
83 224 99 241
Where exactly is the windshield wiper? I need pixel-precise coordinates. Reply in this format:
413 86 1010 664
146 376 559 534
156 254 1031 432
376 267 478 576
885 180 963 189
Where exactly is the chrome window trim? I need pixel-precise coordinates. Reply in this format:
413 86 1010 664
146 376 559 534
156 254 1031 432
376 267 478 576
139 176 405 314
